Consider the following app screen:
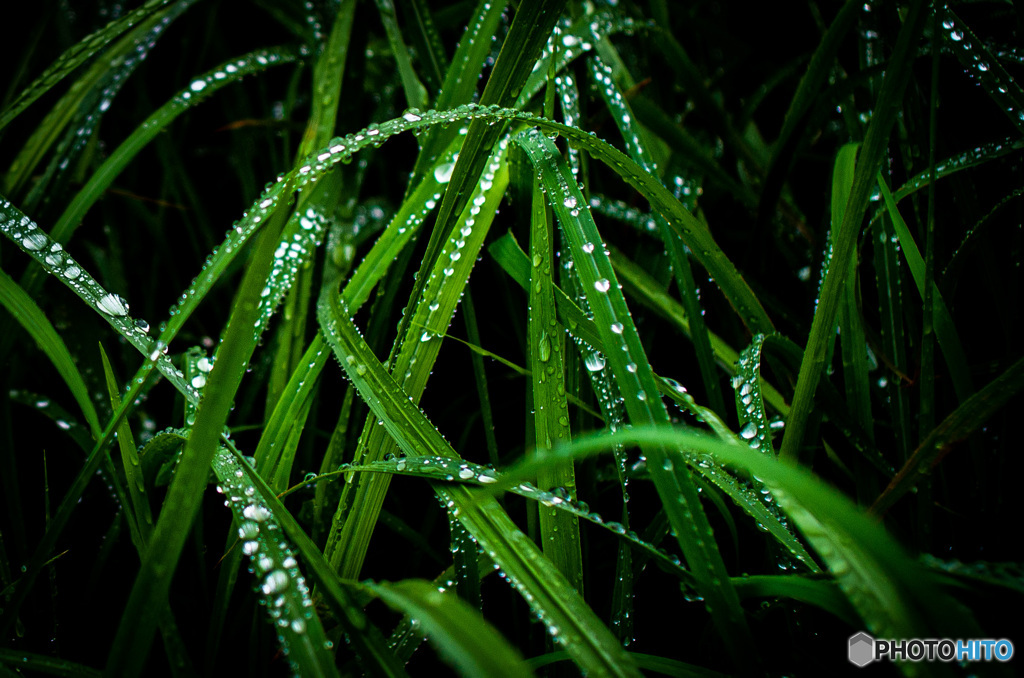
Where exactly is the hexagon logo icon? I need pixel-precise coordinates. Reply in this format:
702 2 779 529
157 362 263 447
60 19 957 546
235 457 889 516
848 632 875 667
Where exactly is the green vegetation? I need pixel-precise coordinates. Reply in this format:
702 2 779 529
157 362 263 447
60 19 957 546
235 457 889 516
1 1 1021 675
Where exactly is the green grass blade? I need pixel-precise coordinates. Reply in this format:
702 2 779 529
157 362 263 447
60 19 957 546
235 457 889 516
374 0 429 110
0 264 101 438
779 0 929 464
529 177 583 593
99 345 153 541
731 575 858 627
363 579 534 678
401 0 448 94
876 175 974 404
832 145 873 443
220 446 409 677
0 197 198 400
732 335 775 456
940 7 1024 136
339 455 700 588
208 451 341 678
513 128 756 668
0 648 103 677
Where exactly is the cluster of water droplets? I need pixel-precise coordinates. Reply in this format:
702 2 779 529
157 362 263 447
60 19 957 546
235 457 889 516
212 451 329 667
254 205 329 333
554 72 583 179
732 335 773 455
589 195 658 234
588 56 649 169
939 7 1024 131
177 49 294 109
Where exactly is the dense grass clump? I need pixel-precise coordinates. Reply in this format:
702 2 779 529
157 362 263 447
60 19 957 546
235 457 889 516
1 1 1022 676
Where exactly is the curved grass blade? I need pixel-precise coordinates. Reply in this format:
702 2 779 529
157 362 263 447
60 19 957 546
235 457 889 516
0 198 198 402
890 135 1024 205
513 128 757 668
0 0 178 133
559 426 988 670
0 265 101 438
731 575 858 627
340 456 696 588
362 579 534 678
317 284 642 678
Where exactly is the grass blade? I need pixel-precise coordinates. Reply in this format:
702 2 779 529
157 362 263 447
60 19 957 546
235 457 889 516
528 174 583 593
363 579 534 678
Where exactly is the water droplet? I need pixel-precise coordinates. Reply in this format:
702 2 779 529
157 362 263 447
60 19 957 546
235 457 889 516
434 161 455 184
22 232 47 251
538 331 551 362
584 352 606 371
594 278 611 292
97 293 129 317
